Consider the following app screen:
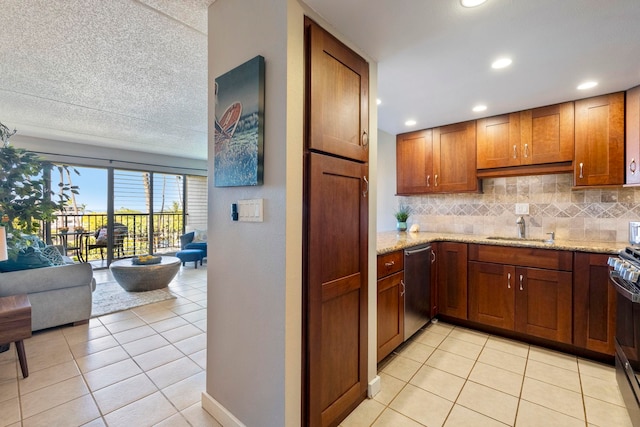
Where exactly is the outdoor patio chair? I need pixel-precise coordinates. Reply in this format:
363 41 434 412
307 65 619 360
85 224 128 260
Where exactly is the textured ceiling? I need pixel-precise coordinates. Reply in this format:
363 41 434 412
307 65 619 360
2 1 640 161
0 0 213 160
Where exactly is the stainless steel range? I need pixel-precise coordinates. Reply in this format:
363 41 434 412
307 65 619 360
609 247 640 426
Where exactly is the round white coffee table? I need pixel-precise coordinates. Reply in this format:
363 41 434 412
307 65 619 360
109 256 181 292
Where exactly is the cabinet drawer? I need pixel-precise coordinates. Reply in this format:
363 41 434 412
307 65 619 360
377 251 404 279
469 244 572 271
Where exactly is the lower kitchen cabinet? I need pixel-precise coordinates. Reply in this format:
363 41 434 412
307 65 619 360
376 251 404 362
437 242 468 319
468 262 514 330
468 245 573 344
516 267 572 344
573 252 616 355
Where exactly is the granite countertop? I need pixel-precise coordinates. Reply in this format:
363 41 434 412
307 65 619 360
376 230 626 256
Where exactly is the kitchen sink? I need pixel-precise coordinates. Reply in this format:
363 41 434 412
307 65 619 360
485 236 553 244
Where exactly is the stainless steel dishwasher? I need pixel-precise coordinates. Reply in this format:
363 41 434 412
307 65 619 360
403 244 432 340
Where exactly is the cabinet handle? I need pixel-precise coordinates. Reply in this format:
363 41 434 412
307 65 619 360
507 272 511 289
579 162 584 179
434 174 438 187
362 175 369 198
524 143 529 158
384 261 395 267
513 145 517 159
400 280 405 297
362 130 369 148
631 158 637 175
426 175 430 187
519 274 524 291
431 250 436 263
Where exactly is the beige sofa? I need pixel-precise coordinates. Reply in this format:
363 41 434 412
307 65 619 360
0 263 96 331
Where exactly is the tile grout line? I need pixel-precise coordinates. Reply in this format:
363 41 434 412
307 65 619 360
10 271 208 427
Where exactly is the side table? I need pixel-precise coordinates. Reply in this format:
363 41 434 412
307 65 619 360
0 295 32 378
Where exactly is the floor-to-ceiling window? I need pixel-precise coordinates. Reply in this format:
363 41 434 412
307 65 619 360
48 164 206 268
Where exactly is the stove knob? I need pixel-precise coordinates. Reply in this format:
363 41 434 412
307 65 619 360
608 257 617 267
624 268 634 281
629 269 640 283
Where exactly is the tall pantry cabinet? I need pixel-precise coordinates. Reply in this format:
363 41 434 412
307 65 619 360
303 18 370 427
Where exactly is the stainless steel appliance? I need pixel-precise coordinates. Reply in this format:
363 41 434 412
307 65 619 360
608 247 640 426
403 244 433 340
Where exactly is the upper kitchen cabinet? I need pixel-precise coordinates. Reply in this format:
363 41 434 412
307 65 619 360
521 102 574 165
477 113 521 169
397 121 478 195
626 85 640 185
307 19 369 162
396 129 433 194
477 102 574 171
433 121 478 193
574 92 624 187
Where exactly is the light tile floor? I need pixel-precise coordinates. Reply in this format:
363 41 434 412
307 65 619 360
342 321 634 427
1 268 635 427
0 265 220 427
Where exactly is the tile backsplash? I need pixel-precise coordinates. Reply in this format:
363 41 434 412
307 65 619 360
400 174 640 244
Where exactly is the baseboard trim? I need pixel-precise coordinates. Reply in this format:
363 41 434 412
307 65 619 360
367 375 381 398
201 392 246 427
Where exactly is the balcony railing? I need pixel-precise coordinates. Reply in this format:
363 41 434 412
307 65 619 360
50 212 184 262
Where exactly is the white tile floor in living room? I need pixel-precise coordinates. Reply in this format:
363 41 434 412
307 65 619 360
0 265 220 427
342 321 633 427
0 265 634 427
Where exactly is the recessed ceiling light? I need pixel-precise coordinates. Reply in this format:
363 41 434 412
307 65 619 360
491 58 512 69
577 81 598 90
472 105 487 112
405 119 417 126
461 0 487 7
376 98 382 105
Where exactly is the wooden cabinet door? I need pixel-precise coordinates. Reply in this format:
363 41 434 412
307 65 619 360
437 242 468 319
433 121 478 192
377 271 404 362
396 130 433 194
477 113 521 169
574 92 624 186
306 18 369 162
307 153 368 426
468 262 515 330
515 267 572 344
573 252 616 355
626 85 640 185
521 102 574 165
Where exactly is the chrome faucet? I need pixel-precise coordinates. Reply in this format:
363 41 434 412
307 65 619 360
516 216 525 238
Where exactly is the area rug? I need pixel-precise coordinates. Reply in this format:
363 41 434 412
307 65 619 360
91 281 176 317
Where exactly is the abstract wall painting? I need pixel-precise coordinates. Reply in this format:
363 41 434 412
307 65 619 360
214 55 265 187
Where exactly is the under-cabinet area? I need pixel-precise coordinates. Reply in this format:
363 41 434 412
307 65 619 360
377 234 619 362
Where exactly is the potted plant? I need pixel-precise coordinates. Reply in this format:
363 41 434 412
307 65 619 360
0 125 79 259
394 204 411 232
58 226 69 234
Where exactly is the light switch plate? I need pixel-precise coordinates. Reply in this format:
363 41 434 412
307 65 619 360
515 203 529 215
237 198 264 222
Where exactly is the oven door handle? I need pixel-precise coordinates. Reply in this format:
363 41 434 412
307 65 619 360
610 271 640 303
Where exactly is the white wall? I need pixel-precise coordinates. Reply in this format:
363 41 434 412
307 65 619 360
377 129 398 231
205 0 298 425
11 135 207 175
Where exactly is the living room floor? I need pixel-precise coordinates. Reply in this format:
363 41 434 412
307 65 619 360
0 267 634 426
0 265 220 427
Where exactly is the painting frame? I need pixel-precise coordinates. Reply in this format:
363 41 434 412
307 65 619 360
214 55 265 187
